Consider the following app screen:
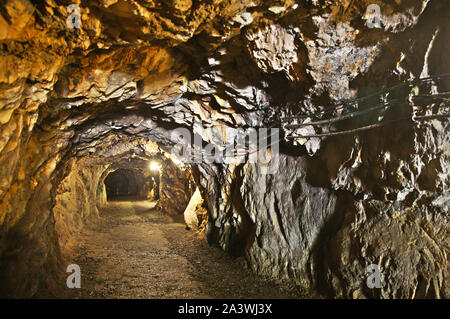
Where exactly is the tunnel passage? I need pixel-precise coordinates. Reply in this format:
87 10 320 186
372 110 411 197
104 168 148 201
0 0 449 299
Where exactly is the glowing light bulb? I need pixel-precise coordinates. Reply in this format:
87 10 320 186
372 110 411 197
150 161 161 171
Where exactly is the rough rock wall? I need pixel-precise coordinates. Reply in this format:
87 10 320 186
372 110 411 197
192 0 450 298
0 126 72 297
184 187 208 230
241 155 337 289
53 159 105 254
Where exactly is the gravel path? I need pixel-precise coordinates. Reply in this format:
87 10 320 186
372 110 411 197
65 201 309 299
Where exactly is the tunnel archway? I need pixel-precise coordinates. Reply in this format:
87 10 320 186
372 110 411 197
0 0 448 300
104 168 143 200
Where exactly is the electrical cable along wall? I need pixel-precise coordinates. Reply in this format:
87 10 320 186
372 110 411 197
282 74 450 139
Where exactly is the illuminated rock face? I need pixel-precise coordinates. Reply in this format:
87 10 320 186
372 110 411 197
0 0 448 298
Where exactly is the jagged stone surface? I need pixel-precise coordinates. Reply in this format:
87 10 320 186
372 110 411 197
0 0 448 298
158 159 195 218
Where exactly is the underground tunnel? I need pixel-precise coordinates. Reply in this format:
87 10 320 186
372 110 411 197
103 160 163 201
0 0 449 300
104 169 142 200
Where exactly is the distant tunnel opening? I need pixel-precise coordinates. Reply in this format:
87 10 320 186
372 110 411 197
104 168 153 201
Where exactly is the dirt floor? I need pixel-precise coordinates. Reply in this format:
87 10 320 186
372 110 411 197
64 200 311 299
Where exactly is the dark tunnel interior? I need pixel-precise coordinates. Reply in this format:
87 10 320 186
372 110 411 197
105 169 139 200
104 168 160 201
